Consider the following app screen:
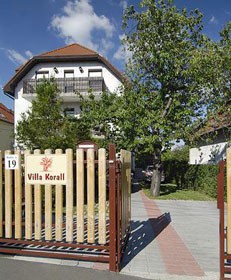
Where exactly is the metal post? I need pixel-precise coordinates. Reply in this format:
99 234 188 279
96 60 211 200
227 147 231 255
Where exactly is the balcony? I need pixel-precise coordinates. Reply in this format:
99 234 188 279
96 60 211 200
22 77 106 101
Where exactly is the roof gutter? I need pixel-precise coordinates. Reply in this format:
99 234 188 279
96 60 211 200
3 89 14 100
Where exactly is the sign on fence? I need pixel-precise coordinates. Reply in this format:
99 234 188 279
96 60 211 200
25 154 67 184
5 154 19 170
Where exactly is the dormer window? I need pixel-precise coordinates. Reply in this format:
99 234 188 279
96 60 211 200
64 70 74 78
88 69 102 77
36 71 49 80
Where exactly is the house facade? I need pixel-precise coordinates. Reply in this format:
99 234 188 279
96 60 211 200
0 103 14 150
189 110 231 164
3 43 123 134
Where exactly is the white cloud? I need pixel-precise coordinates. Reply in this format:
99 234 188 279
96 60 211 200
0 48 33 65
25 50 33 58
50 0 115 54
119 0 128 10
6 49 27 65
113 34 132 62
209 16 218 25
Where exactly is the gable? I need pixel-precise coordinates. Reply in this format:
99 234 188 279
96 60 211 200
3 44 124 97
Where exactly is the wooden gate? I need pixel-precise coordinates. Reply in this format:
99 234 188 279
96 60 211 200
217 147 231 280
0 144 131 271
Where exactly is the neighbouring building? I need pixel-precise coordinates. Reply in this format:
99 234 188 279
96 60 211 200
0 103 14 151
189 109 231 164
3 43 124 138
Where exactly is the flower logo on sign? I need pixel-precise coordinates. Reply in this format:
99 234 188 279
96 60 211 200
40 157 53 171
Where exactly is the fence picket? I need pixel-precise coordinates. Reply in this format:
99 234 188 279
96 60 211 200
25 150 32 239
0 151 2 237
45 149 52 241
126 151 131 228
66 149 73 242
76 149 84 243
55 149 63 241
120 150 131 239
15 150 22 239
34 149 42 240
98 148 106 244
87 149 95 243
5 150 12 238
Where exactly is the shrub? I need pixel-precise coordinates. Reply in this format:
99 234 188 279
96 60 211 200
184 165 219 198
162 146 219 198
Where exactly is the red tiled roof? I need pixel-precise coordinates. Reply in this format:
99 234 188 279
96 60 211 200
0 103 14 124
195 107 231 138
39 43 98 57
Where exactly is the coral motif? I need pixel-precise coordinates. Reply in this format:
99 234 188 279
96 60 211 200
40 157 53 172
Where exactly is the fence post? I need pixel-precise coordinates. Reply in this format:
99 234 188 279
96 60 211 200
109 144 117 272
0 151 2 237
218 161 225 280
227 147 231 254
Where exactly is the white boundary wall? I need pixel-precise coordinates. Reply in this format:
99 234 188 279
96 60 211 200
189 142 227 164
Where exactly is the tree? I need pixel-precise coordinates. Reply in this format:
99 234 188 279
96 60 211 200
15 79 90 150
120 0 226 196
78 91 122 148
77 0 229 197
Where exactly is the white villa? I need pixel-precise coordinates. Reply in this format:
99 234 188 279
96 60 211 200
3 43 123 131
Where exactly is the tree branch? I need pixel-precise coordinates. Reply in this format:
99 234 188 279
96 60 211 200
161 97 173 118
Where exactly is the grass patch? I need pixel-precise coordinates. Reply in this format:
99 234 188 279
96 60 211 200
142 183 215 201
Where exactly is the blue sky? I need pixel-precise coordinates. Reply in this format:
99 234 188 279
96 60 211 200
0 0 230 110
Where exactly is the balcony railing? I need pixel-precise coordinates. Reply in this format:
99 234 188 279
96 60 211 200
23 77 106 96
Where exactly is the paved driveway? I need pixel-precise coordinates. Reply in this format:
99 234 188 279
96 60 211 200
120 186 219 280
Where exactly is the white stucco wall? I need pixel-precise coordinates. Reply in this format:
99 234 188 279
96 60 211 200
14 61 122 129
189 142 227 164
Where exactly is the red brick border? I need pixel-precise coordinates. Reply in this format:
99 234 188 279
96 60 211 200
141 191 205 276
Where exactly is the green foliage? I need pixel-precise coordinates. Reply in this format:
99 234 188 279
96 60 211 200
122 0 229 148
162 146 189 162
78 91 123 149
15 79 90 151
184 165 219 198
161 146 218 198
120 0 229 196
162 146 189 188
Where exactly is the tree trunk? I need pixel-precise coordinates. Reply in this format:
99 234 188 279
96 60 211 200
150 144 162 197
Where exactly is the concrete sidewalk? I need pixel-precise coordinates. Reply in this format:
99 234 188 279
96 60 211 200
120 187 219 280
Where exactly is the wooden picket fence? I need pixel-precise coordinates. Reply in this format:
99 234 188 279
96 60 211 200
0 144 131 271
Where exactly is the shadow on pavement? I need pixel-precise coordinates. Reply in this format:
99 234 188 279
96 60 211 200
121 212 171 269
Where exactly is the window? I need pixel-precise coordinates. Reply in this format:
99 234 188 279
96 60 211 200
64 70 74 79
88 69 103 91
88 69 102 77
64 108 75 117
36 71 49 80
64 70 74 93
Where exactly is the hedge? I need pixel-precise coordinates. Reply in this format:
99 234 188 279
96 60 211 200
163 161 219 198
